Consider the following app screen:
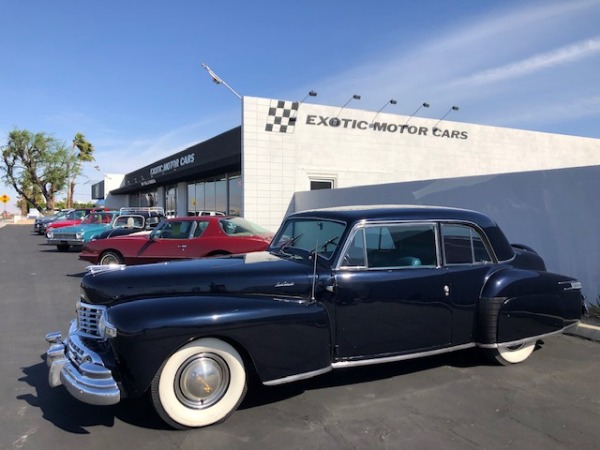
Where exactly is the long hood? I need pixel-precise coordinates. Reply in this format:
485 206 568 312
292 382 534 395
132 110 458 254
81 252 316 306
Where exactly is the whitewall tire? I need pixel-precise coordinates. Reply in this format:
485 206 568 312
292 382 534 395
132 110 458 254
492 341 536 365
150 338 247 429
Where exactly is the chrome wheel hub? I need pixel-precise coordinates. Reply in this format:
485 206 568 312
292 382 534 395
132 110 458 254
175 353 230 409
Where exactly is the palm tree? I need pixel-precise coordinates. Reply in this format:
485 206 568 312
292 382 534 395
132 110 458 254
67 133 95 208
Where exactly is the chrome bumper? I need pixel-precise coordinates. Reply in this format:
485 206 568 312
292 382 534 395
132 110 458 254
45 321 120 406
46 238 83 246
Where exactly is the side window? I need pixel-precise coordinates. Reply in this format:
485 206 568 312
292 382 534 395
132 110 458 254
160 221 191 239
442 224 491 265
341 229 367 267
193 220 209 238
341 224 436 269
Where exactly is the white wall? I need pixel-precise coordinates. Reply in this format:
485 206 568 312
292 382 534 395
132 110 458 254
242 96 600 231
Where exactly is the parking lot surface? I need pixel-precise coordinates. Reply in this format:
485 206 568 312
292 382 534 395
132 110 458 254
1 222 599 449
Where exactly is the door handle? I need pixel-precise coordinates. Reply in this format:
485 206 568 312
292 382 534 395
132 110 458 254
443 285 450 296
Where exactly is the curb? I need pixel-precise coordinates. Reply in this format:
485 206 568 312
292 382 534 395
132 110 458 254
567 321 600 342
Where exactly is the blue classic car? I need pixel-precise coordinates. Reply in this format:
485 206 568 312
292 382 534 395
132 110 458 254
46 210 120 251
45 205 583 429
46 207 165 251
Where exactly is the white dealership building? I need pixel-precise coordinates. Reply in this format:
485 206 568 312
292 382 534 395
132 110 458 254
97 96 600 232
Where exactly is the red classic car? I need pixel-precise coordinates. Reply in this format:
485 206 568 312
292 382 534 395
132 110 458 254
79 216 274 265
44 208 101 235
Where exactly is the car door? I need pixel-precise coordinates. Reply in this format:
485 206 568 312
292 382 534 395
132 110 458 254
333 222 453 359
135 220 196 263
440 222 497 345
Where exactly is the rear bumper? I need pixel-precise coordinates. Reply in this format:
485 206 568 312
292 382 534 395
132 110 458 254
45 321 120 406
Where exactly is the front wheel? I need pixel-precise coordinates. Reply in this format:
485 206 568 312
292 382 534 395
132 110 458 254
99 251 123 265
488 341 536 365
150 338 247 429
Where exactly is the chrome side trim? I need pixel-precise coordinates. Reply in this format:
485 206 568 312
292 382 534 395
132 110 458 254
476 323 579 349
263 366 332 386
331 343 476 369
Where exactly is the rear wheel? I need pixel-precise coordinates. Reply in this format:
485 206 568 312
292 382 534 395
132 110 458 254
489 341 536 365
150 338 247 429
99 251 123 265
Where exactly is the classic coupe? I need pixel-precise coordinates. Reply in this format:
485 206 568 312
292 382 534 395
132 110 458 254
44 208 99 236
91 207 165 240
47 210 120 251
78 215 273 266
45 205 583 429
33 209 73 234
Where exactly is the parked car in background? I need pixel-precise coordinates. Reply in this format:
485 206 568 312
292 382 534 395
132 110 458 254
44 208 98 235
47 210 120 251
79 215 273 265
91 207 165 240
47 208 167 251
34 209 73 234
46 205 583 429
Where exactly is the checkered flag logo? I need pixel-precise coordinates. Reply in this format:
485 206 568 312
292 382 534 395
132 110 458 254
265 100 299 133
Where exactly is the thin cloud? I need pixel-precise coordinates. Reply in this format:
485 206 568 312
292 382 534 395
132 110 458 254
453 37 600 86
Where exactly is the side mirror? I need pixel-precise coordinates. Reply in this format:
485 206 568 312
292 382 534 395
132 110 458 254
149 230 159 241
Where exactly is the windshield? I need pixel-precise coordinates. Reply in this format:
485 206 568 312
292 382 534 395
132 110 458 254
81 212 115 225
270 218 346 259
219 217 271 236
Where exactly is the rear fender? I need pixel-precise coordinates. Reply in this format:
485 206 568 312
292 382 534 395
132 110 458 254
477 269 582 345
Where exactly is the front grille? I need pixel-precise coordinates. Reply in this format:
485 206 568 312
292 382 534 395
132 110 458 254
77 302 105 338
66 338 87 367
55 232 78 240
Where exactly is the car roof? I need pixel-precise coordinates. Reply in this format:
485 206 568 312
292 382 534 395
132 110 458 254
288 204 496 226
288 205 514 261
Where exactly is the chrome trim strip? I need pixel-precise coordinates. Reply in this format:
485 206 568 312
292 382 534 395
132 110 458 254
263 366 332 386
86 264 127 275
476 323 579 349
331 343 477 369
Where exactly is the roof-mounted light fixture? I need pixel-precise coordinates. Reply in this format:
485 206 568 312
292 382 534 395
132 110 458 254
201 63 241 99
405 102 430 125
371 99 397 124
337 94 361 116
433 106 459 131
299 90 317 105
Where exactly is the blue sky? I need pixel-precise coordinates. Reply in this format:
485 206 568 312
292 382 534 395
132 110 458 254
1 0 599 212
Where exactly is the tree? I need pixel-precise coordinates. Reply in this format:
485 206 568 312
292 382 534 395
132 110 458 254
1 129 71 211
66 132 95 208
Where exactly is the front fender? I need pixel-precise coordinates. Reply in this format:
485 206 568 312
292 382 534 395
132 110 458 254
106 295 331 397
477 269 582 345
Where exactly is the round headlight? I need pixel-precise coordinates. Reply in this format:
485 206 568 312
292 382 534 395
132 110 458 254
47 231 54 238
76 231 83 239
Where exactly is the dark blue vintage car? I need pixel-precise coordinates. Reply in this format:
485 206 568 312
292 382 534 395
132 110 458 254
45 205 583 429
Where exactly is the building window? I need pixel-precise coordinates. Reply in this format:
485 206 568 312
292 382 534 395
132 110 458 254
165 185 177 218
187 172 242 216
310 178 335 190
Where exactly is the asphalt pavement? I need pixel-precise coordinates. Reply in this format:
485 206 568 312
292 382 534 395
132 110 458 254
1 220 599 450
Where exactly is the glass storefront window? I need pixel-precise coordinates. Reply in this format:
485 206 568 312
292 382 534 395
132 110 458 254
187 173 242 216
215 178 227 214
228 175 242 216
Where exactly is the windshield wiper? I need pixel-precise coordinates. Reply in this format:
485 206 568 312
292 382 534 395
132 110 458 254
278 233 304 253
310 235 340 255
